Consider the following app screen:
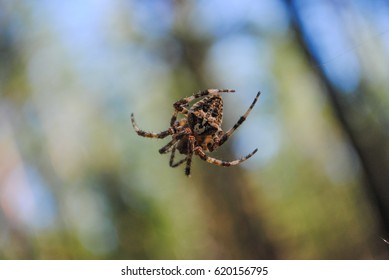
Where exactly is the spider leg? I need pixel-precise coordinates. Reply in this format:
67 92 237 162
217 91 261 147
170 110 179 127
159 127 192 154
185 136 196 177
194 146 258 167
159 138 178 154
170 89 234 128
169 146 187 167
173 89 235 112
170 107 190 128
131 113 173 138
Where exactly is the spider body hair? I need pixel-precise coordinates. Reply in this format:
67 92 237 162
131 89 261 177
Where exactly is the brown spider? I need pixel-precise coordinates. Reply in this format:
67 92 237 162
131 89 261 177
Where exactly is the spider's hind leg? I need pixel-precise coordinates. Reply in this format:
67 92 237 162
159 138 178 154
184 136 196 177
169 146 186 167
131 113 173 139
194 147 258 167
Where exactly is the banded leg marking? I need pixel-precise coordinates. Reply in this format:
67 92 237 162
218 91 261 147
173 89 235 112
131 113 173 139
169 146 186 167
159 138 178 154
185 136 196 177
194 147 258 167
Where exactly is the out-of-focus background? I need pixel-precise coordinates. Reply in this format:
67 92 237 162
1 0 389 260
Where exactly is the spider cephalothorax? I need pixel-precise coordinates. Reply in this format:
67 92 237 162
131 89 261 177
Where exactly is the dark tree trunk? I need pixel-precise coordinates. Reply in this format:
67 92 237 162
283 0 389 245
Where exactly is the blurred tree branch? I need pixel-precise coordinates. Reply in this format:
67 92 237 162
283 0 389 244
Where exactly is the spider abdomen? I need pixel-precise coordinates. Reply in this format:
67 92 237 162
188 95 223 136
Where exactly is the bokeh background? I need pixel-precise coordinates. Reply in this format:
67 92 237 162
1 0 389 260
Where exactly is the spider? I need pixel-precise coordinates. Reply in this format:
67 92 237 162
131 89 261 177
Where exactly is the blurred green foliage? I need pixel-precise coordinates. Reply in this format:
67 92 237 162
1 0 389 259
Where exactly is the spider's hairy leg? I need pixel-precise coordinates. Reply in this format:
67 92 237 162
170 110 179 127
170 106 190 128
185 136 196 177
169 146 186 167
159 138 178 154
218 91 261 147
194 147 258 167
173 89 235 112
159 127 191 154
131 113 173 138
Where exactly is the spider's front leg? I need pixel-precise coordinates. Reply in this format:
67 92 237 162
173 89 235 113
218 91 261 147
170 89 234 128
131 113 174 138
